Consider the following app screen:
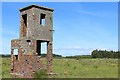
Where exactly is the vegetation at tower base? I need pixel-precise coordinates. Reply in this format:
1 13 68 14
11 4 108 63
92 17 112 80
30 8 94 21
34 69 48 78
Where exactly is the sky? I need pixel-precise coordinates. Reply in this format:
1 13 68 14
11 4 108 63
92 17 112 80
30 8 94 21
1 2 118 56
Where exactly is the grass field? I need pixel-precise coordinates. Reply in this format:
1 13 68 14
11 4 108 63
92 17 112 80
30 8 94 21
2 57 118 78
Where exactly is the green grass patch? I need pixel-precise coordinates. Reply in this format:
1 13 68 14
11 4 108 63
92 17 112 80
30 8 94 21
2 57 118 78
34 69 48 78
2 58 11 78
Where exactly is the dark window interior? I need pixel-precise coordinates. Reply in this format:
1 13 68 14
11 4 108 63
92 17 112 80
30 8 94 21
22 14 27 37
22 14 27 26
15 55 18 60
36 40 41 56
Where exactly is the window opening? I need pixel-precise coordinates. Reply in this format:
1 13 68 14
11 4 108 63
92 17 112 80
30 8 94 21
13 49 18 60
40 13 46 26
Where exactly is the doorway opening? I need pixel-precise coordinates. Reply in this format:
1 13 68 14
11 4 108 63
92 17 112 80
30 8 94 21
36 40 48 56
36 40 48 65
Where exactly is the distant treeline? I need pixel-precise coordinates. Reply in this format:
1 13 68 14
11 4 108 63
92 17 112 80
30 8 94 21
0 54 10 57
91 49 119 58
1 54 62 58
66 50 119 59
66 55 91 59
1 50 119 59
41 54 62 58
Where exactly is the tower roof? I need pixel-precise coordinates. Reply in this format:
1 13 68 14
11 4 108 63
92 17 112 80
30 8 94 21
19 4 54 12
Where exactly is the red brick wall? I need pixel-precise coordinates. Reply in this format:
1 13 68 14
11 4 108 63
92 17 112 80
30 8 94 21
11 54 44 78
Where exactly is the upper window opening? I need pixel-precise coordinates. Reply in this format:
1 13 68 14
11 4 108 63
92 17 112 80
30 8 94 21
22 14 27 37
40 13 46 26
22 14 27 26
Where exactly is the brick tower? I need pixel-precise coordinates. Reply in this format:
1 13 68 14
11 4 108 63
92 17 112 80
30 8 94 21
11 4 54 78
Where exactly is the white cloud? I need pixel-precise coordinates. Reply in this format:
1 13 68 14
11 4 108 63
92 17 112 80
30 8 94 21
79 10 98 16
77 9 117 19
53 46 93 56
54 46 92 51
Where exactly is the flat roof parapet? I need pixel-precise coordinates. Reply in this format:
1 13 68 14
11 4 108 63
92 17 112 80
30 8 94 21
11 39 21 41
19 4 54 12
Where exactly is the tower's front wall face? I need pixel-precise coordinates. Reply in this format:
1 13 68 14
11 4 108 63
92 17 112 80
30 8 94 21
25 7 53 42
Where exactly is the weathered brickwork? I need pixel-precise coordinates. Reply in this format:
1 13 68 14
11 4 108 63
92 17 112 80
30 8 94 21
11 5 54 78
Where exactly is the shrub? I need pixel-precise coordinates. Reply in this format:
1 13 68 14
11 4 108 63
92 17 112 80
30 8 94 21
64 62 70 67
93 65 98 69
67 63 70 66
34 69 48 78
73 66 77 70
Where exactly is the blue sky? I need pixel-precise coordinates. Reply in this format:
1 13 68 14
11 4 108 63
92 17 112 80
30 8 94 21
1 2 118 56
